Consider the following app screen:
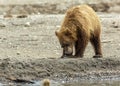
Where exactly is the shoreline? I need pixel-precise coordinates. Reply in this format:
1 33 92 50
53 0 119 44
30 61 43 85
0 57 120 82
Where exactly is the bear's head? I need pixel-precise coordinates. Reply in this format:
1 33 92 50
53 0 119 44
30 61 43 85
55 28 77 56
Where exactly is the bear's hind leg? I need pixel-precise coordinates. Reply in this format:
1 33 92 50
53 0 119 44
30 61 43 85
90 35 102 58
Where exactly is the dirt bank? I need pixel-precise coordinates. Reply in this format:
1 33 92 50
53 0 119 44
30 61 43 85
0 57 120 82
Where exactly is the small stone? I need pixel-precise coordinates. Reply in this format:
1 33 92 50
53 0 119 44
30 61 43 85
3 14 13 18
24 22 30 27
0 23 6 27
17 52 20 55
16 14 28 18
113 25 118 28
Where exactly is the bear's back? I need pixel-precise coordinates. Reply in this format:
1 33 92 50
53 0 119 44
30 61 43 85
65 5 101 33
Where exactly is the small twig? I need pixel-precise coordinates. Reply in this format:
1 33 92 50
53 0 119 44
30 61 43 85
102 40 112 43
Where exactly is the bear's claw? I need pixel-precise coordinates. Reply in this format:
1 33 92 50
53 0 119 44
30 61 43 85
61 55 74 58
93 55 103 58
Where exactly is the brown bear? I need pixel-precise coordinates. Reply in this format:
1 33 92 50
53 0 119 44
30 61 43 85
55 5 102 58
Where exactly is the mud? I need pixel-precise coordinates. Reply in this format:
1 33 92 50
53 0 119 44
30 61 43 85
0 58 120 83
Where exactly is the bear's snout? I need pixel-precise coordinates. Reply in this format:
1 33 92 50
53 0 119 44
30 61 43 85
64 47 73 55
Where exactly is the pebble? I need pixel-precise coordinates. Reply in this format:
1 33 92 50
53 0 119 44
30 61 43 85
24 22 30 27
0 23 6 27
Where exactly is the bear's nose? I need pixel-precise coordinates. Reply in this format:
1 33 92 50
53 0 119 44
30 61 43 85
61 45 64 48
65 51 72 55
64 47 73 55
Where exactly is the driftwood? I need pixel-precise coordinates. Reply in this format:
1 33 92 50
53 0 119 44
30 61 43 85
6 77 34 84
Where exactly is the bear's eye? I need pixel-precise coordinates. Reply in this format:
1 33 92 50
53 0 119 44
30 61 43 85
62 43 70 48
64 32 71 36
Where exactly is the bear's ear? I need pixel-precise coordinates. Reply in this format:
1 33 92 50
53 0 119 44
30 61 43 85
55 30 59 36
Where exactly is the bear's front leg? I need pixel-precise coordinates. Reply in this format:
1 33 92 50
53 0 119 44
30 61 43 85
75 38 89 58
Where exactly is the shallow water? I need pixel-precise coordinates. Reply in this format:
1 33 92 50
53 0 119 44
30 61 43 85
1 79 120 86
62 80 120 86
0 80 120 86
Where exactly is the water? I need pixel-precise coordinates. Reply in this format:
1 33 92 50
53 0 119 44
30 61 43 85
62 80 120 86
30 80 120 86
0 79 120 86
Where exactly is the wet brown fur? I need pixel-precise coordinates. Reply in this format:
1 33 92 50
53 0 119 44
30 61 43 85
56 5 102 58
